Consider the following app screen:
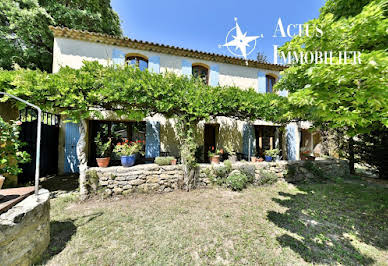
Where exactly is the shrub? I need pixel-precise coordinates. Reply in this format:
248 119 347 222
257 170 278 185
226 171 248 191
209 166 228 185
224 160 232 172
0 117 30 177
155 156 175 166
207 161 233 186
238 164 255 183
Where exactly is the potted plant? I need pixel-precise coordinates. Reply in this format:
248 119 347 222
114 140 144 167
264 149 280 162
208 146 223 164
224 144 237 163
300 148 312 160
94 133 112 167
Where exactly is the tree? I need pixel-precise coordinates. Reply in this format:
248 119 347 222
1 61 287 195
276 0 388 176
0 0 122 72
256 51 268 63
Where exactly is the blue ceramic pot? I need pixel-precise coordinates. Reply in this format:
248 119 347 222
121 155 136 167
264 155 272 162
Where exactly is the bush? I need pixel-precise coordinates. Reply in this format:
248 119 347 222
238 164 255 183
209 166 229 185
257 170 278 185
155 156 175 166
0 117 30 177
226 171 248 191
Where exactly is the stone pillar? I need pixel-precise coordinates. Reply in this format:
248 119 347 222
286 122 300 161
77 119 88 198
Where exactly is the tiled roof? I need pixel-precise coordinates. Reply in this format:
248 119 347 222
49 26 286 71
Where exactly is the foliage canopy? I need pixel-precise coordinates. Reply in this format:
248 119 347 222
276 0 388 135
0 0 121 71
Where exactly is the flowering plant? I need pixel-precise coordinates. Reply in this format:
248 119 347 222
113 139 145 156
0 118 30 176
208 146 223 157
300 147 312 156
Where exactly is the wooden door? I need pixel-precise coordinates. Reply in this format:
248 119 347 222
204 124 218 162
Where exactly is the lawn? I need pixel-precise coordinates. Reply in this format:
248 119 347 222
40 178 388 265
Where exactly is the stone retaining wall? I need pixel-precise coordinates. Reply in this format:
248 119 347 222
87 159 349 196
87 165 184 196
0 189 50 265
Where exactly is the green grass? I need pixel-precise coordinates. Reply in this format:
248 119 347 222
40 179 388 265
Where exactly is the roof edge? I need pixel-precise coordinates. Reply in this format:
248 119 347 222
49 26 287 71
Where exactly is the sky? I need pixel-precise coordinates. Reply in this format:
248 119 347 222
111 0 326 63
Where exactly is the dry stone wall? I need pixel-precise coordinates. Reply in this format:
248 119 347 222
87 159 349 196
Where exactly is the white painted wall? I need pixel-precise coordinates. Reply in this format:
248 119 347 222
53 37 281 90
53 37 297 165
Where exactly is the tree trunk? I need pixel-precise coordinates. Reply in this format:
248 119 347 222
77 119 88 199
348 136 355 175
177 119 199 191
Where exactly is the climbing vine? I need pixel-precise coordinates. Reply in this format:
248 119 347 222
0 61 288 192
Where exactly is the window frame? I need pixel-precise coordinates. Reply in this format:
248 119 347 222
125 54 149 71
266 74 276 93
192 63 209 85
88 120 146 166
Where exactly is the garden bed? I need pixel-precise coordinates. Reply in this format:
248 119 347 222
86 159 349 196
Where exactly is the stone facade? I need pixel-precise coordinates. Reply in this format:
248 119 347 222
0 189 50 265
87 159 349 196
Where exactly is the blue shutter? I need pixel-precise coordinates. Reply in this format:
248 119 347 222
148 56 160 74
258 71 266 93
209 64 219 86
112 48 126 66
145 121 160 158
242 123 255 159
286 123 297 161
181 59 192 77
64 123 80 173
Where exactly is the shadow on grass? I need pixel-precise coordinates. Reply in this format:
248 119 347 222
39 212 103 264
41 174 79 194
267 181 388 265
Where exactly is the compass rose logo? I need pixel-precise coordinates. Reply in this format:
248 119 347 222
220 18 263 60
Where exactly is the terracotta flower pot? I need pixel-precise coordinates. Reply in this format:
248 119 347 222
0 175 5 190
96 157 110 167
257 157 264 162
251 156 257 163
171 159 177 165
210 155 220 164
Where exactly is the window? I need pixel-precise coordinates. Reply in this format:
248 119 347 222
266 75 276 93
192 64 209 84
89 121 146 166
126 55 148 71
